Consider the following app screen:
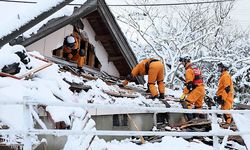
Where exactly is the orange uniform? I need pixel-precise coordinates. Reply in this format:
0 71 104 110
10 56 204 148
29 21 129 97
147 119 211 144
216 70 234 124
125 58 165 97
183 63 205 109
63 31 85 68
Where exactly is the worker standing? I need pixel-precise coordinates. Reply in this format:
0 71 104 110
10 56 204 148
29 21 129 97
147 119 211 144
122 58 165 99
179 55 205 120
214 62 234 124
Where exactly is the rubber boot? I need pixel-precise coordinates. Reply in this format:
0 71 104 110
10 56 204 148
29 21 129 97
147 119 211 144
145 84 150 93
77 67 85 74
186 114 194 121
180 100 188 109
148 95 158 100
159 93 165 99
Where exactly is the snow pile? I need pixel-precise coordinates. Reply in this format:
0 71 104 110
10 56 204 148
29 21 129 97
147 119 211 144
0 44 181 149
90 136 213 150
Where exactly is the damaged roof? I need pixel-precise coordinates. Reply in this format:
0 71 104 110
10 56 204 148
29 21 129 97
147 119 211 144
6 0 145 84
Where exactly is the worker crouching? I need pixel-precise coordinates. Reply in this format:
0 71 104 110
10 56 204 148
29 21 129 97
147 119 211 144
63 30 86 73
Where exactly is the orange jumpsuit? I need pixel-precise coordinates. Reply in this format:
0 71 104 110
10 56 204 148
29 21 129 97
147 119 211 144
183 63 205 109
126 58 165 97
216 71 234 124
63 31 85 68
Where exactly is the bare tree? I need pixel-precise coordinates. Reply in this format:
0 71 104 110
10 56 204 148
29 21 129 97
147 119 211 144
113 0 250 102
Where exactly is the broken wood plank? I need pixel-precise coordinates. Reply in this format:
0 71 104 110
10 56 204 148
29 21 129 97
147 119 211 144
0 72 22 79
69 84 92 92
180 119 211 129
29 53 52 63
235 104 250 110
18 62 53 79
159 99 171 108
220 122 238 131
127 114 145 144
63 79 92 92
46 56 102 76
61 65 98 80
103 90 138 98
86 135 96 150
228 136 245 146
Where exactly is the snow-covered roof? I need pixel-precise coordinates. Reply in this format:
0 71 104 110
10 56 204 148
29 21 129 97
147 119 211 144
0 0 74 47
0 0 144 83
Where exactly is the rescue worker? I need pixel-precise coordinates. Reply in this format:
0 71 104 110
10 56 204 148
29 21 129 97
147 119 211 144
63 27 86 73
122 58 165 99
179 55 205 120
214 62 234 124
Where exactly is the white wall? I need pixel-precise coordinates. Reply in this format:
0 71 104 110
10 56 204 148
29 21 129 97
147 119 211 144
26 25 73 57
82 18 120 77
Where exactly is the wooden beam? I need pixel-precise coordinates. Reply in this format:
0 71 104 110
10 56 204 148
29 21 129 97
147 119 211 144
108 56 123 62
102 90 138 98
95 34 112 41
13 0 98 47
0 72 22 80
0 0 74 48
235 104 250 110
18 63 53 79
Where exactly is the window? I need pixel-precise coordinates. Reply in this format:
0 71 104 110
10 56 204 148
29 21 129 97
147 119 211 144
113 114 128 126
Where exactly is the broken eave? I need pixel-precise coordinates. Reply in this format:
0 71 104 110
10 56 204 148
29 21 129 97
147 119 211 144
0 0 74 48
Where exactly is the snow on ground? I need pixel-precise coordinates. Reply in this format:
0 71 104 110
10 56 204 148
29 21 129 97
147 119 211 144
233 113 250 149
91 136 214 150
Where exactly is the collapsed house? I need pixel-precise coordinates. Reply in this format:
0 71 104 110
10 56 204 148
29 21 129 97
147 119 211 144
8 0 144 84
0 0 248 150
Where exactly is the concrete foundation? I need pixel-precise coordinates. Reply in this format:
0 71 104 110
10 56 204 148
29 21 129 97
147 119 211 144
92 113 154 141
34 111 186 149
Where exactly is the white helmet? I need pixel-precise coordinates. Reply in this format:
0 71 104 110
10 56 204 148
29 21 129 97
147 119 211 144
66 36 75 44
179 54 191 62
218 61 231 69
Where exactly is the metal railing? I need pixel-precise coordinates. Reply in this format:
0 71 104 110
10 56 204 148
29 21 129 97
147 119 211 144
0 96 249 150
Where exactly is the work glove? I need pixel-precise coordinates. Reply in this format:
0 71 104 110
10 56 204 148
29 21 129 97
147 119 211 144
159 93 165 99
122 80 129 86
71 49 78 56
213 95 224 105
180 93 186 100
79 49 86 56
125 74 133 81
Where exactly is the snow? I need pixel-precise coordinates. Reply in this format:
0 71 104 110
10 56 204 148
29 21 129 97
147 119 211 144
0 0 65 38
0 0 250 149
0 44 215 149
233 113 250 148
0 0 87 39
90 136 213 150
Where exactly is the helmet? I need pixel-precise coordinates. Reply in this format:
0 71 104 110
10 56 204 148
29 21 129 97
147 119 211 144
217 61 230 70
66 36 75 44
179 54 191 62
66 36 75 48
